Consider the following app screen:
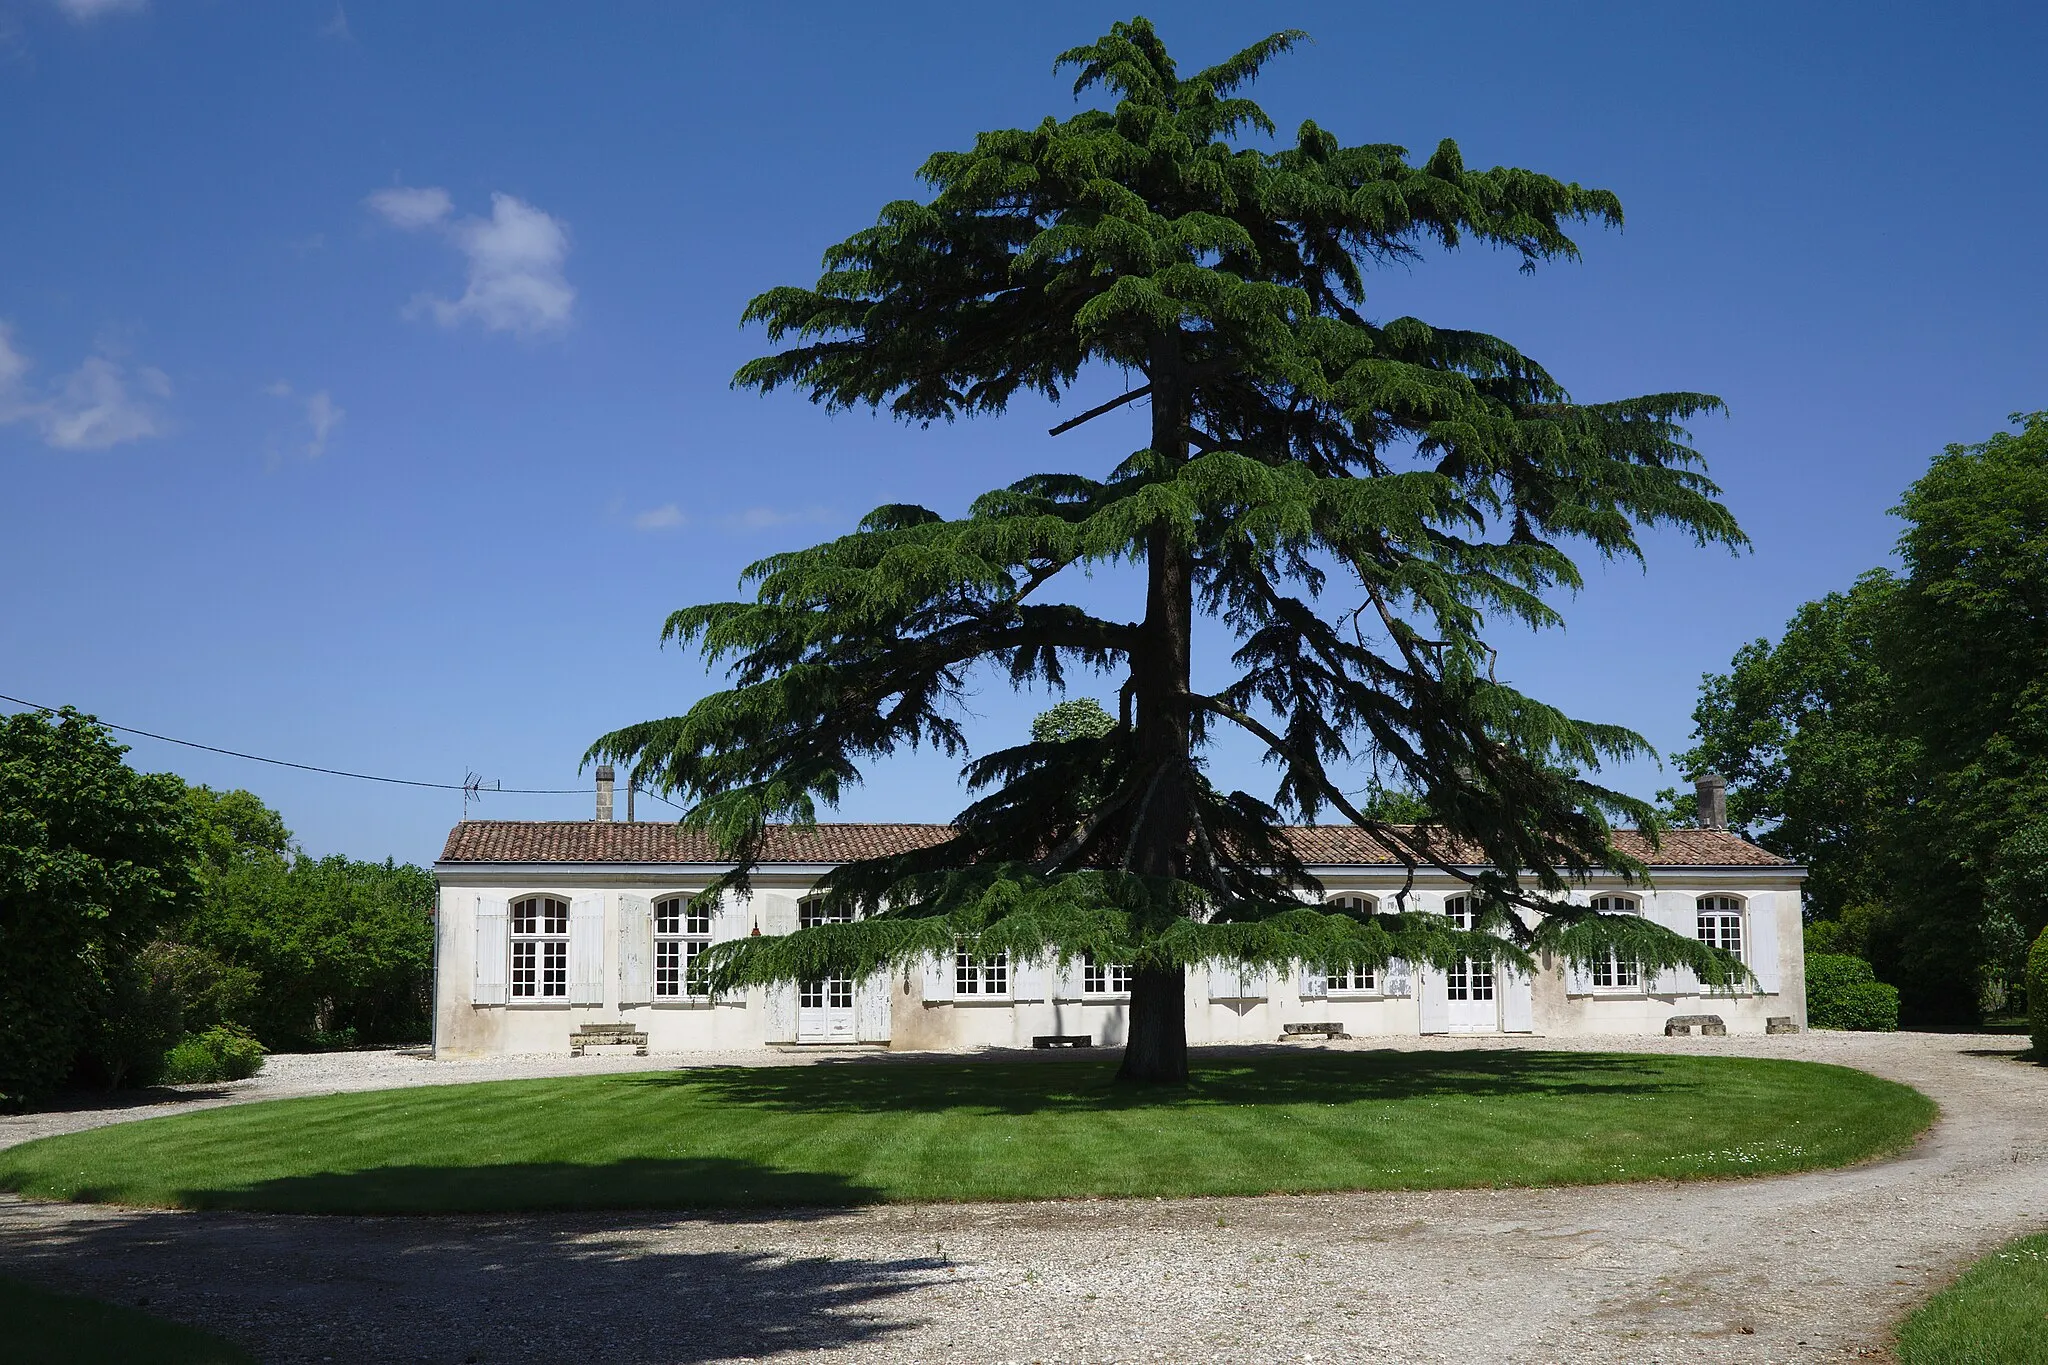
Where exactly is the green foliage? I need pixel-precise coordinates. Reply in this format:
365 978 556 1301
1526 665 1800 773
1804 953 1900 1031
0 1278 256 1365
0 709 197 1108
2028 924 2048 1060
1031 698 1116 744
185 854 434 1050
161 1025 266 1085
1895 1234 2048 1365
0 1053 1934 1214
593 19 1745 1077
1680 412 2048 1024
1355 783 1436 825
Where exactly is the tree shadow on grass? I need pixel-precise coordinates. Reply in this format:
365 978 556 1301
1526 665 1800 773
640 1047 1694 1117
146 1158 887 1217
0 1183 932 1363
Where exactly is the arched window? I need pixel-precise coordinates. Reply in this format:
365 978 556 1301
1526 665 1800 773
1697 895 1745 989
654 896 713 999
1587 894 1641 990
509 896 569 999
1324 894 1378 993
799 895 853 928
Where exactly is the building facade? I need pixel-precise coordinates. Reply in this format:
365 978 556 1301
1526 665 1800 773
431 817 1806 1057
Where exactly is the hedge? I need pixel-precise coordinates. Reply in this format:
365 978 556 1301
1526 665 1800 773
1807 953 1901 1031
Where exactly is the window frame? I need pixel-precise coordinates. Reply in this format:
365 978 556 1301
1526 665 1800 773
1585 894 1644 993
1696 894 1747 994
955 950 1010 999
1322 894 1379 996
1081 953 1133 998
1442 895 1495 1002
652 894 714 1003
508 894 571 1004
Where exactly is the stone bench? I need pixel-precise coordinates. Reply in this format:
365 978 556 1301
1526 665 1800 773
1032 1034 1093 1049
1766 1016 1799 1034
571 1024 649 1057
1281 1022 1351 1041
1664 1014 1727 1037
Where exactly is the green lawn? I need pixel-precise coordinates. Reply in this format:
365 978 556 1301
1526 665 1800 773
0 1051 1935 1215
0 1278 254 1364
1896 1234 2048 1365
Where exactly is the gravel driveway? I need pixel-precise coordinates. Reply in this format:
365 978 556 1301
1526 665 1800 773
1 1032 2041 1364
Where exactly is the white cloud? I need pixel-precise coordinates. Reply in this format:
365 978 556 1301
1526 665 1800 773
265 381 344 460
632 503 685 531
730 505 835 530
0 322 170 451
318 3 351 40
369 186 575 336
53 0 146 21
367 185 452 231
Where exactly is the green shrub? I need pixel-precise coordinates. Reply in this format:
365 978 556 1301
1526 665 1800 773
161 1026 266 1085
2028 925 2048 1060
1807 953 1901 1031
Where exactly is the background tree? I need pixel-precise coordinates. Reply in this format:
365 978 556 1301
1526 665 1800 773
178 791 435 1050
0 709 196 1106
1679 412 2048 1023
594 18 1747 1082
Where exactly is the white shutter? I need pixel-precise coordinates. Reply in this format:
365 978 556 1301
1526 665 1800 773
1383 957 1412 997
1299 963 1328 1000
1501 966 1534 1032
1208 963 1240 1001
1012 956 1047 1002
922 950 955 1002
855 971 893 1041
569 894 606 1006
707 892 744 1002
763 983 797 1041
1244 968 1269 999
1646 893 1698 995
710 891 745 944
1748 894 1781 995
1564 955 1593 996
618 894 653 1007
1055 958 1083 1000
754 892 800 936
1418 966 1449 1033
472 894 508 1006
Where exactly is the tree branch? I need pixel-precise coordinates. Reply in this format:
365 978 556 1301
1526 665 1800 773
1048 384 1152 437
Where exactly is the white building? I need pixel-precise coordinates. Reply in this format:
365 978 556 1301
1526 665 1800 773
431 805 1807 1058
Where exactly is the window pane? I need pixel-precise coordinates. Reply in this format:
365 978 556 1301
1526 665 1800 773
655 900 681 935
512 899 536 936
542 940 567 997
511 941 536 997
655 940 681 997
543 900 568 935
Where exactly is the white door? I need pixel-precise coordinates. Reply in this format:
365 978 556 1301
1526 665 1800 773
798 975 856 1042
1444 895 1500 1033
1445 956 1498 1032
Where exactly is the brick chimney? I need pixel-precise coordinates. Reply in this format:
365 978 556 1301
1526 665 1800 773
1694 771 1727 829
595 764 615 823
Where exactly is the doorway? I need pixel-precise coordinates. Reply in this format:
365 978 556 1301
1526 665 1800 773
798 975 856 1042
1444 895 1500 1033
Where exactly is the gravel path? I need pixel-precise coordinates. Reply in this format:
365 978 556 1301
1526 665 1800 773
1 1032 2041 1364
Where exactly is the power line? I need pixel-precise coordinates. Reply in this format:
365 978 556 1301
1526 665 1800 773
0 690 589 795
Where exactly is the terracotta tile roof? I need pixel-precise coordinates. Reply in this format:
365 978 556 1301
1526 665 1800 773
438 821 1788 869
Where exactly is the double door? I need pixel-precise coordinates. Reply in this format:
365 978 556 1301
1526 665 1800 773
797 974 856 1042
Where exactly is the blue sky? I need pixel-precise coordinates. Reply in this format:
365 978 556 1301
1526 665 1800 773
3 1 2044 866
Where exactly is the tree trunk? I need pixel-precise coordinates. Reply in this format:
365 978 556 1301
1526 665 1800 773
1116 340 1195 1085
1117 965 1188 1083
